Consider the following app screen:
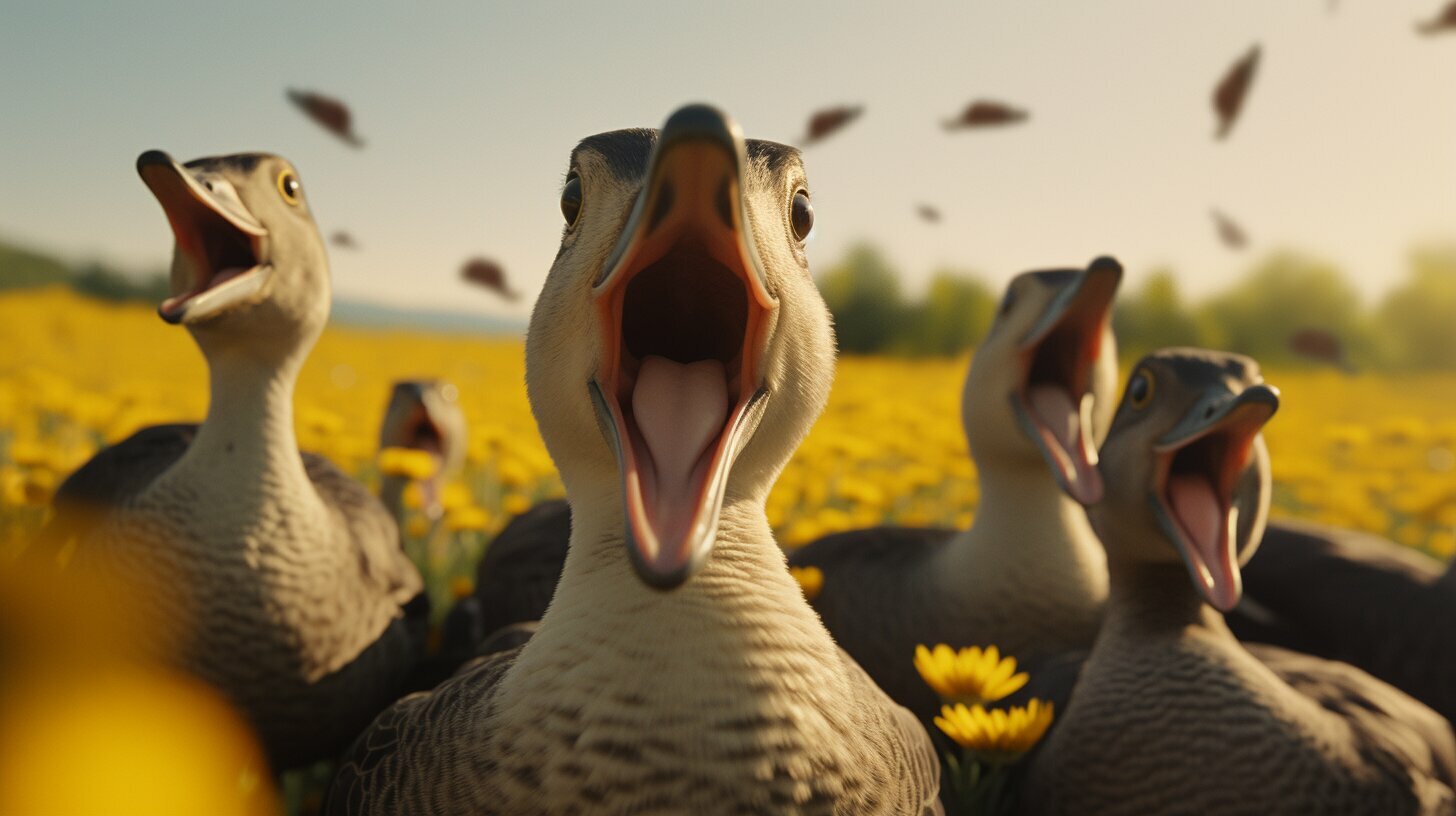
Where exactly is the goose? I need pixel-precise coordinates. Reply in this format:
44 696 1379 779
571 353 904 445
1231 519 1456 723
326 104 942 815
43 151 426 771
788 259 1123 720
378 379 467 520
374 380 567 680
1025 349 1456 814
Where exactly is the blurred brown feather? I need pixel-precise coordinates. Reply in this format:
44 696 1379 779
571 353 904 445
803 105 864 145
1210 209 1249 250
460 258 519 301
1213 44 1261 140
943 100 1029 131
1416 1 1456 33
1289 328 1354 373
286 88 365 148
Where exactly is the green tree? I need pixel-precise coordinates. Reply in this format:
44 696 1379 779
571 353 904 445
1113 268 1203 357
817 244 906 354
1197 253 1371 367
904 270 996 356
0 239 71 290
1377 245 1456 371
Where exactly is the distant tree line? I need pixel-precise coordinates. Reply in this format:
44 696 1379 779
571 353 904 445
0 239 168 303
817 243 1456 371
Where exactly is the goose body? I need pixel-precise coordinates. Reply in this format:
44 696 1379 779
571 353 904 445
376 379 570 672
1026 349 1456 814
328 105 940 814
789 261 1122 720
1232 519 1456 723
378 379 467 521
44 152 424 770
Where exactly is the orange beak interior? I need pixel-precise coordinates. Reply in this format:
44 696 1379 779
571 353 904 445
592 138 776 588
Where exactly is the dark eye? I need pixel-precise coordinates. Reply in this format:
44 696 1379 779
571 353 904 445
790 190 813 241
560 173 583 227
277 171 302 205
1127 368 1155 410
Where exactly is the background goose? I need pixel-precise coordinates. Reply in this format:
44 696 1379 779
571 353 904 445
41 151 426 771
1026 349 1456 814
377 379 467 521
327 104 941 815
788 260 1122 721
375 379 568 680
1232 519 1456 723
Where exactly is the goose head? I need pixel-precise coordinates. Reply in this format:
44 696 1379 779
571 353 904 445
526 104 834 590
1089 349 1279 611
136 151 329 363
962 257 1122 503
379 379 468 503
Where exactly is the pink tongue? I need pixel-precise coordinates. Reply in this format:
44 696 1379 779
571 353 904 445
1167 473 1241 611
212 266 249 287
631 356 729 554
1028 385 1104 504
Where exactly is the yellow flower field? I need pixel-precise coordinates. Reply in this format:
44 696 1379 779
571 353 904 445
3 286 1454 582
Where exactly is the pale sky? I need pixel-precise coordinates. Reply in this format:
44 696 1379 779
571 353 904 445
1 1 1452 324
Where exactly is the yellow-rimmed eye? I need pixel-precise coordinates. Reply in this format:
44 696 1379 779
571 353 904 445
277 170 302 205
1127 368 1155 410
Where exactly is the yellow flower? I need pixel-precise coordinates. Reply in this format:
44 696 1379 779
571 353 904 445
915 644 1028 705
403 515 431 539
790 566 824 601
501 492 531 516
377 447 438 481
935 700 1055 758
440 481 474 511
401 482 425 511
446 506 491 532
449 576 475 601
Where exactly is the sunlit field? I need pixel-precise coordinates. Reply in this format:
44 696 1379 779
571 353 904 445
3 286 1455 589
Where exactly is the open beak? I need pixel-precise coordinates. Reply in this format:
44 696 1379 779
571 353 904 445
1152 384 1280 611
136 150 271 325
382 383 450 507
590 104 778 590
1011 257 1122 505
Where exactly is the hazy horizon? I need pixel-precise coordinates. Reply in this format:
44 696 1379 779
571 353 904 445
2 1 1452 321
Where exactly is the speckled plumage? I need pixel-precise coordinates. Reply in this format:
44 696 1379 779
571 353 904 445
789 265 1120 726
44 151 425 770
327 109 941 814
331 509 942 816
1026 350 1456 815
1232 518 1456 724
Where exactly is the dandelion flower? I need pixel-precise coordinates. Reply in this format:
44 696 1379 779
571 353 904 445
790 566 824 601
449 576 474 601
377 447 438 481
915 644 1028 705
447 506 491 532
935 699 1054 758
403 515 431 539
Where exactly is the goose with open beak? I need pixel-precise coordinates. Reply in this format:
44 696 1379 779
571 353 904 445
41 151 427 771
327 104 942 815
789 260 1122 724
1026 349 1456 814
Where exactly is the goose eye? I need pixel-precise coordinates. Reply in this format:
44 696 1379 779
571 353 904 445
790 190 814 241
1127 369 1155 410
277 171 302 205
560 174 583 227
